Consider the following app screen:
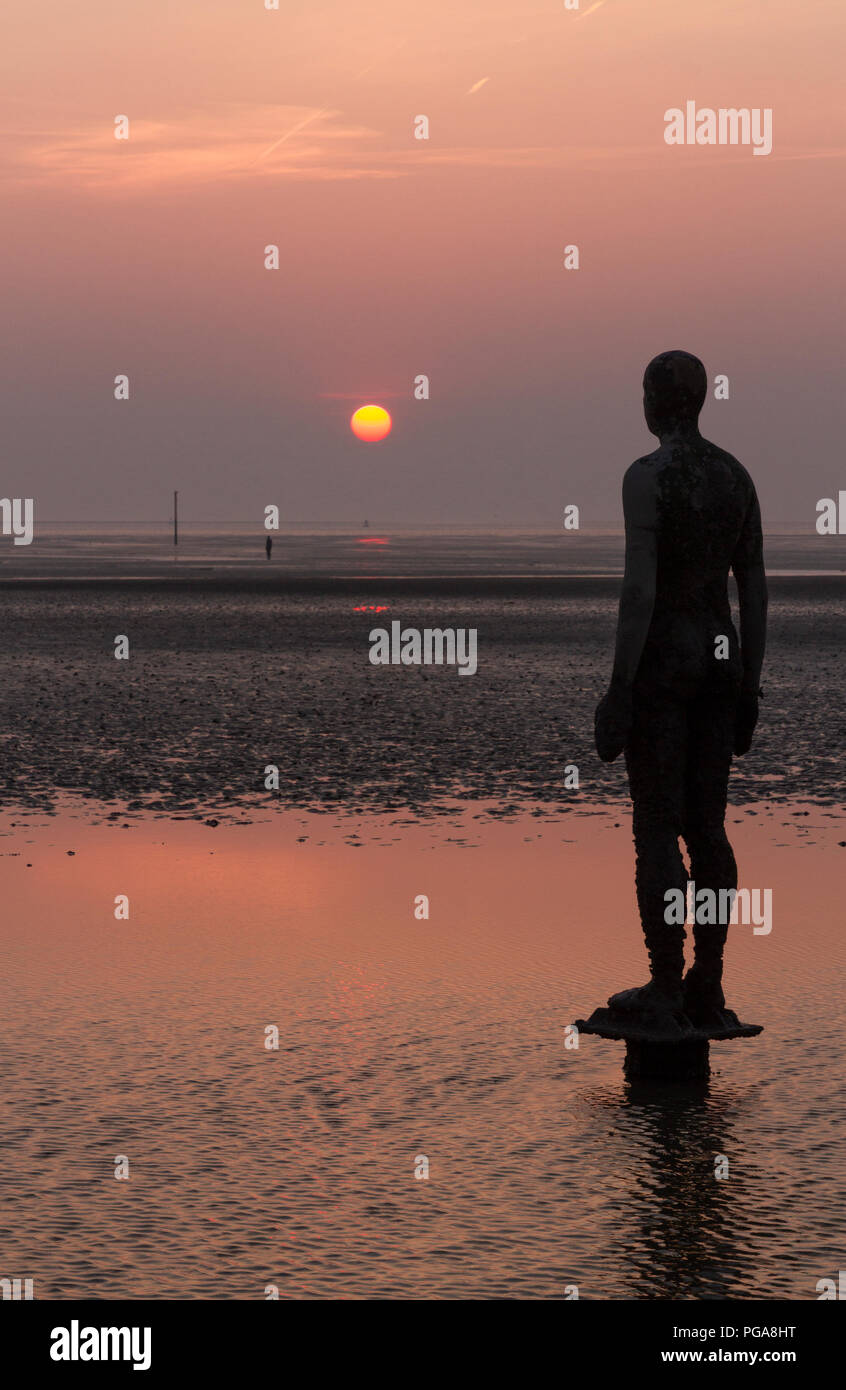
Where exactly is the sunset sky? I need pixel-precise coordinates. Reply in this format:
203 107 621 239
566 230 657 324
1 0 844 527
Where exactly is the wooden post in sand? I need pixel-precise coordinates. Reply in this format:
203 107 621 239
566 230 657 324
173 490 179 548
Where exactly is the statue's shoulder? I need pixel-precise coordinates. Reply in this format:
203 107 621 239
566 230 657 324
622 454 660 527
699 438 757 494
623 450 662 493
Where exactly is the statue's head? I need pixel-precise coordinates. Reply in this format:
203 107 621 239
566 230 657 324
643 350 707 437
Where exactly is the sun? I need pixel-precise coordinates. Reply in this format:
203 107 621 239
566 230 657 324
351 404 392 442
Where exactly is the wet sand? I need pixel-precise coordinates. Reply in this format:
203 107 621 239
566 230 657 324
1 800 843 1299
2 556 843 1301
0 574 843 818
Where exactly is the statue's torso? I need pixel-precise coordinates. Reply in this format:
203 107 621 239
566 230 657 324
638 438 759 695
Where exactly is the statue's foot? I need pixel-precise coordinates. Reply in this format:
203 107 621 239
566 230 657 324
682 964 726 1026
608 979 684 1015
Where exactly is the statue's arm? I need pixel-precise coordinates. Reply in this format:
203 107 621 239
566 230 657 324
610 463 658 691
593 464 657 761
732 489 767 694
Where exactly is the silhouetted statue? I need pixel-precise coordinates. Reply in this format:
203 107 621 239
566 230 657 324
265 535 273 560
593 350 767 1037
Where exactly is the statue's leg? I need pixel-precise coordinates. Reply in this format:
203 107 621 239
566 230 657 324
608 688 687 1015
681 686 738 1022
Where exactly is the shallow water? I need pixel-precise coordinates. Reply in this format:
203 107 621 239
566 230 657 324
15 526 846 578
1 801 843 1299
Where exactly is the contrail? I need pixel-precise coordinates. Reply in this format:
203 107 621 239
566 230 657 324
250 109 329 167
576 0 609 18
354 38 409 80
467 77 490 95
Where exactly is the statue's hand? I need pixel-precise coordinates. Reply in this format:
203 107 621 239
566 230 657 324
594 684 632 763
734 689 760 757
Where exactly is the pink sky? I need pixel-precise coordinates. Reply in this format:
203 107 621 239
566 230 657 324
1 0 844 526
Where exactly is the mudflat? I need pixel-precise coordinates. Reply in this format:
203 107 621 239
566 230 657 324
0 573 842 819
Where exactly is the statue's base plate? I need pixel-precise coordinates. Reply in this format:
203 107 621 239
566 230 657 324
575 1006 762 1044
574 1007 762 1081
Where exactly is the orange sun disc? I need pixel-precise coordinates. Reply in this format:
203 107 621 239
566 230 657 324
351 404 392 442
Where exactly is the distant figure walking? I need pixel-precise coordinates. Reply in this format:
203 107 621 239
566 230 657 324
265 535 273 560
594 350 767 1025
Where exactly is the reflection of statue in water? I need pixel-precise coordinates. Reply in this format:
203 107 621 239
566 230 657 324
584 351 767 1070
595 1076 754 1298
